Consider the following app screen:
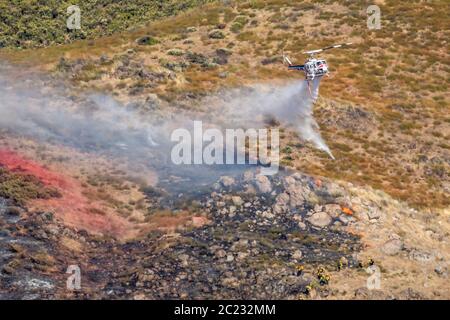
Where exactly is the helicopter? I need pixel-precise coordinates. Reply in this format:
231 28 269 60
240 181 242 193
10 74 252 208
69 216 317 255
283 43 352 97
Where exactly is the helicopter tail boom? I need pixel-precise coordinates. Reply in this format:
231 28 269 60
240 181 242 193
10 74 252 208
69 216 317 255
288 65 305 71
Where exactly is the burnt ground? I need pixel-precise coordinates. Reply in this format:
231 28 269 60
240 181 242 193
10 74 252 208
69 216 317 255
0 169 363 300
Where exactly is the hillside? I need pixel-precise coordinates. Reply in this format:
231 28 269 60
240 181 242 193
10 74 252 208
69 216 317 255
0 0 212 48
0 0 448 300
2 0 448 208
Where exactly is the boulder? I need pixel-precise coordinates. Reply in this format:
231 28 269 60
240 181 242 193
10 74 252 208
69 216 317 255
215 249 226 258
273 192 289 214
381 239 404 256
322 204 342 218
214 48 232 65
243 170 255 182
282 175 307 207
367 207 382 220
219 176 235 188
307 212 332 228
409 249 433 263
292 250 303 260
231 196 243 206
255 175 272 193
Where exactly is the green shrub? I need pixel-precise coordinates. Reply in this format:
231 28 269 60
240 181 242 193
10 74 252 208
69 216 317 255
0 168 61 205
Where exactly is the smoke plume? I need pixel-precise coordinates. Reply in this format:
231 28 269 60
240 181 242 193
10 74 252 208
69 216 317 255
0 65 333 179
203 77 334 158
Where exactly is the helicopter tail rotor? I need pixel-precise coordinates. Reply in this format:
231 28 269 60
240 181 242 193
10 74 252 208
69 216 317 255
282 52 293 66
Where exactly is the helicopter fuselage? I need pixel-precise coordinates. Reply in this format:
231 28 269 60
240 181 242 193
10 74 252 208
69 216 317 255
286 57 329 81
284 42 351 81
304 58 328 81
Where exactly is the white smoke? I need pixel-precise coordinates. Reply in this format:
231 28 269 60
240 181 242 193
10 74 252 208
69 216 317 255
202 78 334 159
0 64 333 170
0 69 162 155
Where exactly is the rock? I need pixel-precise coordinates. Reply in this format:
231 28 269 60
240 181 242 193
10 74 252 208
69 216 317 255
273 192 289 214
409 249 433 263
261 211 274 219
2 265 15 275
390 233 402 240
243 170 254 182
381 239 404 256
235 239 249 248
354 287 388 299
192 216 209 227
324 183 345 197
338 214 353 225
354 209 369 221
219 176 235 187
186 26 197 33
216 23 227 29
292 250 302 260
367 207 381 219
216 201 226 208
298 222 307 230
208 30 225 39
98 54 110 65
322 204 341 218
218 71 229 78
231 196 243 206
214 48 232 65
434 265 448 278
23 278 54 290
215 249 226 259
244 184 256 194
179 254 189 266
282 176 307 207
255 175 272 193
237 252 248 260
283 175 296 187
222 277 239 288
226 254 234 262
398 288 425 300
216 48 232 57
229 206 236 217
307 212 332 228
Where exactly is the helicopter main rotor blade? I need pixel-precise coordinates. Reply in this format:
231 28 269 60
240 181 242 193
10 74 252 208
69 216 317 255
322 42 353 51
303 42 352 55
303 48 324 55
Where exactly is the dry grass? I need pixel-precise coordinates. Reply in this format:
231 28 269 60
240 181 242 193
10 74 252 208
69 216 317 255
0 0 448 208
